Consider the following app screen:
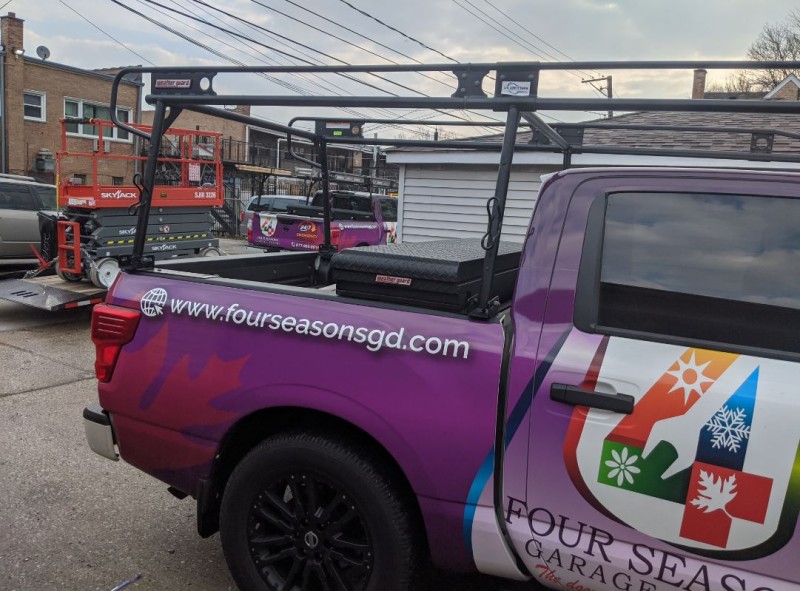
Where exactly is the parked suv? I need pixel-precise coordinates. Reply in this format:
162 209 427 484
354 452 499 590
0 175 57 266
238 194 306 235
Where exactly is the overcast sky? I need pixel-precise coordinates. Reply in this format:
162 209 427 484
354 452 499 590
16 0 800 134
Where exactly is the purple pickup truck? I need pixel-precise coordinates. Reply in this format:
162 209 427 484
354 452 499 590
86 59 800 591
85 166 800 591
247 191 398 252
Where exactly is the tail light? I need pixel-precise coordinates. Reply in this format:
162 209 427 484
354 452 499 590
91 304 141 382
240 210 245 222
330 227 341 246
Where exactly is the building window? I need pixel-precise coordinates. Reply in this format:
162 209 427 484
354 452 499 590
24 91 46 122
64 98 132 141
112 176 124 186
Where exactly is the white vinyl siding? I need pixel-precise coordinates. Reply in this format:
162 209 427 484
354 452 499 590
398 164 557 243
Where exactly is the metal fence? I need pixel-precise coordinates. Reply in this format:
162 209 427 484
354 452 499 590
211 175 314 237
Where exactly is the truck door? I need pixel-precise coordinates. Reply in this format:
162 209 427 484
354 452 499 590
507 175 800 591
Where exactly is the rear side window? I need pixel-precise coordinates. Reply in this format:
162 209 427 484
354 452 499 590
271 198 300 212
377 198 398 222
595 192 800 354
249 197 272 213
0 184 37 210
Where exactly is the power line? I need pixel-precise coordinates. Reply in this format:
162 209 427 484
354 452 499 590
484 0 602 77
253 0 454 92
452 0 605 100
59 0 156 66
248 0 504 130
336 0 563 123
171 0 444 136
453 0 552 62
277 0 497 128
176 0 435 99
117 0 439 138
335 0 457 63
186 0 497 132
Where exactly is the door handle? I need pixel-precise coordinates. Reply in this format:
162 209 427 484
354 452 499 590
550 384 634 414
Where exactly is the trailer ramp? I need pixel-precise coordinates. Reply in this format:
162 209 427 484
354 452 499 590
0 276 105 311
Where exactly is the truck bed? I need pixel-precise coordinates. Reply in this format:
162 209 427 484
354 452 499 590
153 240 522 315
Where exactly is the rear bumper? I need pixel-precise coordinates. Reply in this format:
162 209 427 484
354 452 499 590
83 403 119 461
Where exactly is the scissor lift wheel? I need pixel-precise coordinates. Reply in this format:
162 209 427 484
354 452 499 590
89 258 121 289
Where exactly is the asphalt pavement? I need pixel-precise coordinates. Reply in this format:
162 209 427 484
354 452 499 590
0 241 534 591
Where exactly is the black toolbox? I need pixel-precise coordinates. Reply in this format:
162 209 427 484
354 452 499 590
331 239 522 313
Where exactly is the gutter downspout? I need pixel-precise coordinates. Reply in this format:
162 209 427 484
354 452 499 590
1 48 6 173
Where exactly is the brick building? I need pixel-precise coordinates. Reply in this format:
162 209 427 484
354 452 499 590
1 11 142 184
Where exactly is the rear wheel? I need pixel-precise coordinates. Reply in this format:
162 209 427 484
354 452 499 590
55 260 83 282
89 257 120 289
220 432 418 591
199 246 223 257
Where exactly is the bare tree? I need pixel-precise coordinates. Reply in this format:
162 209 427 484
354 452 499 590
717 11 800 93
746 12 800 89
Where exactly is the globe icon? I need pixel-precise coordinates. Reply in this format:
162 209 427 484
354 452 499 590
140 288 168 317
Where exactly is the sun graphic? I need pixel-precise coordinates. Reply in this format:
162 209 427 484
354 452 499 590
666 352 714 404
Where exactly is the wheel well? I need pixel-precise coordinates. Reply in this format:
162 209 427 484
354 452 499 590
200 407 428 554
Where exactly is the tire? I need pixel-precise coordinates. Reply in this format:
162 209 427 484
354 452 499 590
88 257 121 289
220 432 418 591
199 246 223 257
55 260 83 282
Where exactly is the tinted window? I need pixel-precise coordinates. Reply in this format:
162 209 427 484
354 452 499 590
248 196 272 213
271 198 300 212
377 198 398 222
598 192 800 353
33 186 57 209
333 195 353 210
0 185 37 210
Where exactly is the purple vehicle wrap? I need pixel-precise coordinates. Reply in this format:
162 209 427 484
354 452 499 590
98 168 800 590
248 193 398 252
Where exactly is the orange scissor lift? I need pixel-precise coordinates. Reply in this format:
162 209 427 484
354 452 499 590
51 117 224 288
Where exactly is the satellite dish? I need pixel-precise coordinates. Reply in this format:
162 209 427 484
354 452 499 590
36 46 50 60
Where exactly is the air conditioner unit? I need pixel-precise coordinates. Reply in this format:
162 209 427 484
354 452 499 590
92 138 112 153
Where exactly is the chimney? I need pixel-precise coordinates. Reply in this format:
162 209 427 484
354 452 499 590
692 69 707 99
1 12 24 54
2 12 26 174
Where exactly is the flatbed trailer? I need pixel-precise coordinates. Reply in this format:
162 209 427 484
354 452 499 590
0 274 105 311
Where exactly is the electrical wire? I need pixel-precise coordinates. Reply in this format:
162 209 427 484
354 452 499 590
170 0 444 137
332 0 565 123
336 0 457 64
58 0 156 66
484 0 604 78
247 0 507 130
276 0 498 128
186 0 499 132
116 0 439 138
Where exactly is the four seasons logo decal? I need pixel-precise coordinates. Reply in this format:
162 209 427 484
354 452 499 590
564 341 800 558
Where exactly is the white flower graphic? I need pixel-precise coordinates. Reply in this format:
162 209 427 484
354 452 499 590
605 447 641 486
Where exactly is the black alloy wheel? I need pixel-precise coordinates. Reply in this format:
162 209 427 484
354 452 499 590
220 432 419 591
248 471 372 590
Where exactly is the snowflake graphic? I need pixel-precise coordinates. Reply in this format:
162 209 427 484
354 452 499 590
705 405 751 453
605 447 641 486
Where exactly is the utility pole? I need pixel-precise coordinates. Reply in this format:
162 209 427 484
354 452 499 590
582 75 613 119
